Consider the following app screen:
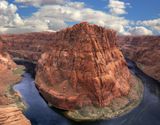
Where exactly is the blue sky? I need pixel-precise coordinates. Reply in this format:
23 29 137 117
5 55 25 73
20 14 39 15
11 0 160 20
73 0 160 20
0 0 160 35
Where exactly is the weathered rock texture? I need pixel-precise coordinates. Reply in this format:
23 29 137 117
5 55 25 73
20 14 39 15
0 23 143 121
0 32 55 62
0 42 2 50
0 42 16 70
36 23 132 111
0 106 31 125
0 43 31 125
118 36 160 81
0 52 17 70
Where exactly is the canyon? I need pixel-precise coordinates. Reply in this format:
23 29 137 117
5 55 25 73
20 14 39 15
0 42 31 125
0 23 143 121
1 22 159 121
118 36 160 82
0 32 55 62
35 23 143 120
1 30 159 83
36 23 130 109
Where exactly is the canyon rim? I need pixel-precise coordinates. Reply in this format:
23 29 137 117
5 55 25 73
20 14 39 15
0 0 159 124
0 22 145 121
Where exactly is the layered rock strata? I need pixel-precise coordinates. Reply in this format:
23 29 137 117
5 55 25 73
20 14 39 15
0 22 144 121
35 23 143 120
0 42 31 125
0 106 31 125
0 32 55 62
118 36 160 82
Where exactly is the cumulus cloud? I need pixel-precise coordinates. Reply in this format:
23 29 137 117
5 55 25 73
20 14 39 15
0 0 158 35
108 0 129 15
15 0 66 7
0 0 129 34
137 18 160 34
128 26 153 35
66 2 85 9
0 0 57 34
0 0 24 33
31 4 129 34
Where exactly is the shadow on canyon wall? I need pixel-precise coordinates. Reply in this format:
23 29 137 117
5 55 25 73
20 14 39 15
14 59 36 78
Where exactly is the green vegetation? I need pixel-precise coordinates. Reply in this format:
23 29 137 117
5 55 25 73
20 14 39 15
5 85 26 110
4 65 27 111
12 66 25 75
136 63 145 70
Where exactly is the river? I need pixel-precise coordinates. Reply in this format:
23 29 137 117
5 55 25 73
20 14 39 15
13 60 160 125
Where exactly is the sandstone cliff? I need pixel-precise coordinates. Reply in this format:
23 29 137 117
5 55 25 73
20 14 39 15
35 23 143 120
0 106 31 125
0 43 31 125
0 23 143 120
0 32 55 62
0 42 16 70
118 36 160 82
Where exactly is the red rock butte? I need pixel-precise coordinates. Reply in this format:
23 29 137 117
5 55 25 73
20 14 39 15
35 22 132 110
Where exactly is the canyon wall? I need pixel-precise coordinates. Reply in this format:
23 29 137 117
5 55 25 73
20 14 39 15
0 32 55 62
0 42 31 125
0 106 31 125
0 42 16 70
0 23 144 120
118 36 160 82
35 23 132 110
1 28 159 83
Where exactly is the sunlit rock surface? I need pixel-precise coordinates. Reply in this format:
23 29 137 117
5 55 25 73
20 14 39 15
1 32 55 62
118 36 160 82
36 23 142 120
0 42 31 125
0 23 143 121
0 106 31 125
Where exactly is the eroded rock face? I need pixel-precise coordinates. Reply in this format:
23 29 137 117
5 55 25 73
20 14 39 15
118 36 160 82
0 42 31 125
0 32 55 62
0 42 2 50
0 106 31 125
36 23 132 110
0 42 16 70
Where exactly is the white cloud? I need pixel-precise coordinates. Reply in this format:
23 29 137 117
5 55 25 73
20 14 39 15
31 4 129 34
108 0 129 15
66 2 85 9
128 26 153 35
137 18 160 33
0 0 159 35
15 0 66 7
0 1 133 35
0 0 24 33
0 0 54 34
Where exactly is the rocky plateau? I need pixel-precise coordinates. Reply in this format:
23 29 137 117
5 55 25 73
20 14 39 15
118 36 160 82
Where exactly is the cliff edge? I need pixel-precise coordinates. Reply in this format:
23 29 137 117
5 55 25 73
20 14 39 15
36 23 143 121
